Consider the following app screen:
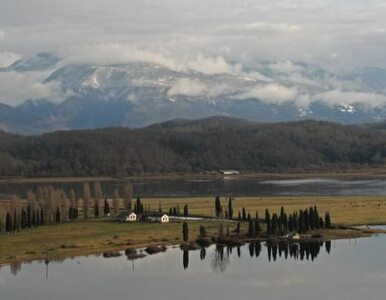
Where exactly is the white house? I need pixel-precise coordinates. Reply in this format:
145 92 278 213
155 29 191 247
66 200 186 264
117 211 137 222
219 170 240 175
148 213 169 223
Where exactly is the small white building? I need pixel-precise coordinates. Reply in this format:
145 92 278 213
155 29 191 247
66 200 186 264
148 213 169 223
117 211 137 222
219 170 240 175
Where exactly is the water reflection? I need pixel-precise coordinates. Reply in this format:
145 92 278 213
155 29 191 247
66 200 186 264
2 233 386 300
183 241 332 272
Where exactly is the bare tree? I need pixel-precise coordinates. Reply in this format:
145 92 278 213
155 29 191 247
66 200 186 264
122 181 133 211
93 182 103 218
112 188 120 216
83 182 91 219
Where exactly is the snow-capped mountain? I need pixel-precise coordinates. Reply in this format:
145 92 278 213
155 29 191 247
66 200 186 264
1 52 386 134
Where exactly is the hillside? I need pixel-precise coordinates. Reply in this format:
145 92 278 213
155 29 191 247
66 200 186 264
0 117 385 177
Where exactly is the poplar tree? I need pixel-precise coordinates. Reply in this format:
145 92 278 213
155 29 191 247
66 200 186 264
83 182 91 219
112 188 120 215
122 182 133 211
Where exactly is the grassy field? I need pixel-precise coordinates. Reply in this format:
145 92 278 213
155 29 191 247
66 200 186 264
141 195 386 225
0 219 222 265
1 195 386 265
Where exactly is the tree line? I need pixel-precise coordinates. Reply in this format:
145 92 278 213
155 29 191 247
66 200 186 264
0 181 134 234
1 118 385 177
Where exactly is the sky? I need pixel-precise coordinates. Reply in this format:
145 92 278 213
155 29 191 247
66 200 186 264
1 0 386 68
1 0 386 106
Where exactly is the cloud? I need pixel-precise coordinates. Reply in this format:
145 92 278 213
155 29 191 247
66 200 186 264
63 44 181 71
267 61 304 74
239 83 299 104
314 90 386 108
167 78 231 98
63 44 242 75
187 54 242 75
0 71 67 105
167 78 207 97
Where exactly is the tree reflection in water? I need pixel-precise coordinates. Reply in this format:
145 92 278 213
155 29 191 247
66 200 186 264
183 250 189 270
211 245 230 273
183 240 333 272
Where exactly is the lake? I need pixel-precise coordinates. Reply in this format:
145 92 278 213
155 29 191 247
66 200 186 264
1 230 386 300
1 177 386 199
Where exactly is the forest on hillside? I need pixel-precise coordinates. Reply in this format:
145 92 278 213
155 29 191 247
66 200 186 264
0 117 385 177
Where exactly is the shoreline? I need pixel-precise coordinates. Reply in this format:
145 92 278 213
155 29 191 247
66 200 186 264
2 167 386 184
0 222 385 267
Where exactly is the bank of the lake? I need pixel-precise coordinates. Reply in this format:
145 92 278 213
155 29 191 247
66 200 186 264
2 194 386 266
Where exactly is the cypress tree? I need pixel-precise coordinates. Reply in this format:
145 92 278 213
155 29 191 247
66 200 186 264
271 213 279 235
280 206 285 227
13 209 17 232
319 217 325 229
136 197 142 214
104 198 110 215
173 207 177 216
32 210 36 227
325 212 331 229
5 212 12 233
169 207 173 215
183 204 188 217
314 206 320 229
228 197 233 220
182 222 189 242
299 210 305 233
36 209 40 227
27 205 32 228
40 207 45 225
242 207 246 221
55 207 61 224
309 207 315 230
215 196 222 218
94 204 100 218
304 209 310 231
255 212 261 234
265 209 271 235
236 222 241 236
238 211 241 221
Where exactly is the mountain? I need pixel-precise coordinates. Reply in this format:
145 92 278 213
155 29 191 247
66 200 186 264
2 52 386 134
0 117 385 177
0 52 61 72
0 102 60 134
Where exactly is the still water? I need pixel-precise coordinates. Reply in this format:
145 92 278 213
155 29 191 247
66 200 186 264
1 177 386 198
1 232 386 300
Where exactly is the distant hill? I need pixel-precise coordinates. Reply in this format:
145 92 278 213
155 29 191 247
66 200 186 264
0 117 385 177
